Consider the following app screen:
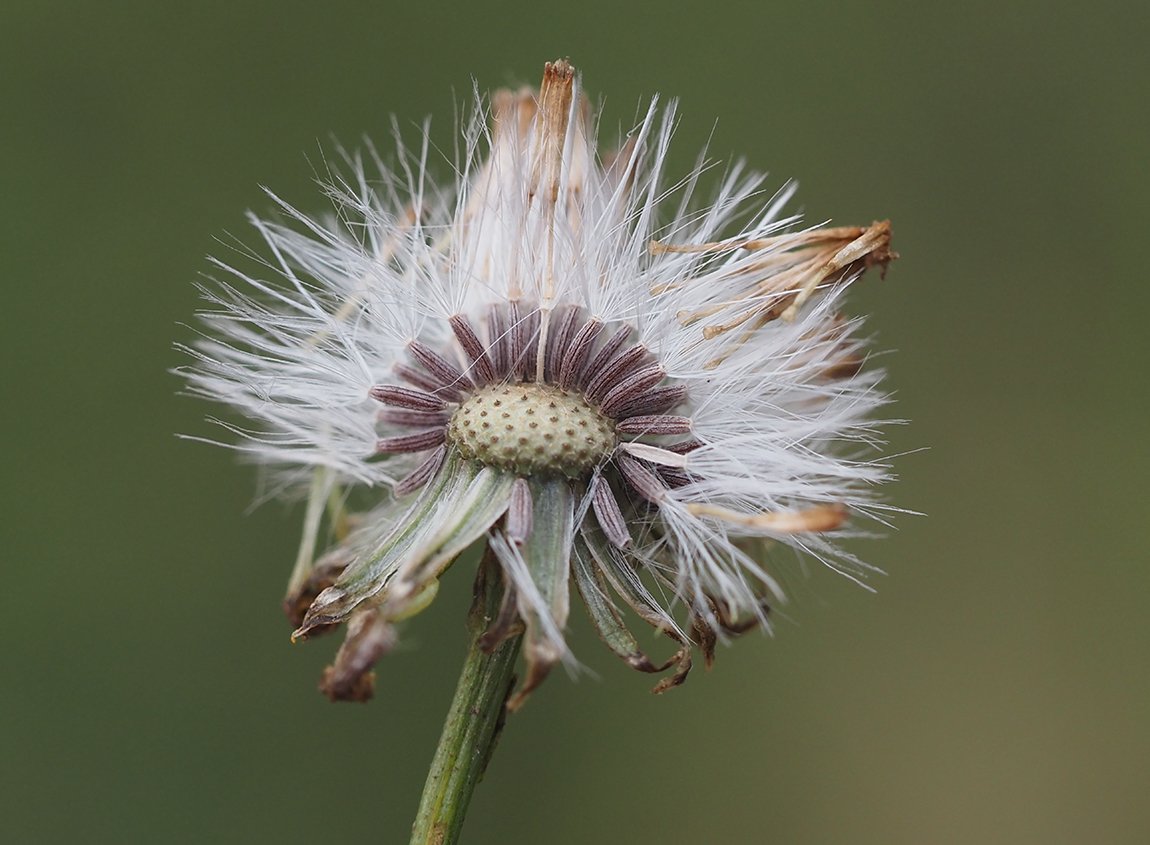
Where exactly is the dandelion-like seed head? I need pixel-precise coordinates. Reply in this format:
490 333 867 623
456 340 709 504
180 59 899 708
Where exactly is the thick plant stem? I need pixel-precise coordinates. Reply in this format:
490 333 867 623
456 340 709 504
410 551 522 845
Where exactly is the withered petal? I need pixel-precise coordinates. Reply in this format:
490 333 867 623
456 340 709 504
319 608 397 703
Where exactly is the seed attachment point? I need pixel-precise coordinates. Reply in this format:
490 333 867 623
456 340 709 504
447 383 614 478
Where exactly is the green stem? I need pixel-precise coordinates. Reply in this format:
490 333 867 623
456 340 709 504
409 550 522 845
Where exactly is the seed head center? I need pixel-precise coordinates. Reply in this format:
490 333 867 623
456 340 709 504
447 383 616 477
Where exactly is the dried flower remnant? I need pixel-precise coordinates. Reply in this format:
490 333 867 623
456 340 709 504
181 59 898 708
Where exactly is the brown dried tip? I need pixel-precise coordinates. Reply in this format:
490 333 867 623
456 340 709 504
664 219 898 353
319 666 376 703
691 612 719 671
649 640 694 695
540 59 576 99
319 609 397 703
282 548 352 633
778 219 896 321
506 651 554 712
529 58 576 204
869 220 898 272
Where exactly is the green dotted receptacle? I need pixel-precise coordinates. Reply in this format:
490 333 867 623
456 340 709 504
447 383 616 477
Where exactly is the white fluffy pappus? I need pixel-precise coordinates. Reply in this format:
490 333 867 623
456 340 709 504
178 59 900 706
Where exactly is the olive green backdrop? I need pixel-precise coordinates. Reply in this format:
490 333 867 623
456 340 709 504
3 1 1147 843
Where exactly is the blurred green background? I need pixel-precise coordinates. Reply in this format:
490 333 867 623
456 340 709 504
3 1 1147 842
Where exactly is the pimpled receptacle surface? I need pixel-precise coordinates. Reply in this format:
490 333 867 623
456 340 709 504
447 383 616 477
